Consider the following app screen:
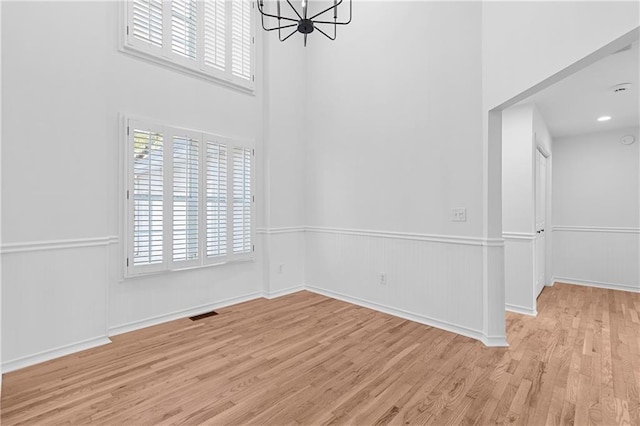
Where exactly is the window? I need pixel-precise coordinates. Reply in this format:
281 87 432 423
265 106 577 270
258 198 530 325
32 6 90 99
124 0 255 91
126 118 254 276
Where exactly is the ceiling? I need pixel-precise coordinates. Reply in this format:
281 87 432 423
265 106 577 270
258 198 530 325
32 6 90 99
516 41 639 138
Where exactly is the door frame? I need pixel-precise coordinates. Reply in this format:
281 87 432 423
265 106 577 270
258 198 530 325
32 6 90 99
485 27 639 336
534 144 550 299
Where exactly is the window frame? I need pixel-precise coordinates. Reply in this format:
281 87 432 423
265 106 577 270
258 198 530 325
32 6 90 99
123 115 256 279
120 0 256 93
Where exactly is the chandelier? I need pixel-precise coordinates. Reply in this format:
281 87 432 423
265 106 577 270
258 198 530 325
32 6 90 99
257 0 352 46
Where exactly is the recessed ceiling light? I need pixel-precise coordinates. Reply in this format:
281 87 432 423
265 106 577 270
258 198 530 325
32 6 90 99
597 116 612 122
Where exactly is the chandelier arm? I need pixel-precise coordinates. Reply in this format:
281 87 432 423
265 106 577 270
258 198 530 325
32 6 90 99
311 18 350 25
256 1 299 23
314 24 336 41
259 9 295 32
280 27 299 42
312 0 351 26
261 23 298 32
285 0 303 20
309 0 343 21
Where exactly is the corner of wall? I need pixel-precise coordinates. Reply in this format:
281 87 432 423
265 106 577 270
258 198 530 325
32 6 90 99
1 0 4 392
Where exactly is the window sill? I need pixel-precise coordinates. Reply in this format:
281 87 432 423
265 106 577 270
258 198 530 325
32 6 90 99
119 44 256 96
122 256 256 282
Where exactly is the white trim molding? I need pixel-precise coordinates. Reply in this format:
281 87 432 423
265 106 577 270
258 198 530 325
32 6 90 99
256 227 306 235
552 226 640 234
483 335 510 347
262 285 305 300
506 303 538 317
553 277 640 294
503 232 537 240
306 226 503 247
0 236 119 254
2 336 111 373
257 226 504 246
108 291 264 337
305 285 508 347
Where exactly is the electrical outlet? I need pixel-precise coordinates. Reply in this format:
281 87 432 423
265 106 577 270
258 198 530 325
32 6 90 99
380 273 387 285
278 264 284 274
452 208 467 222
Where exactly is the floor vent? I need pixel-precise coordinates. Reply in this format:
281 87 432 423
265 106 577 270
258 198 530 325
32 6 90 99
189 311 219 321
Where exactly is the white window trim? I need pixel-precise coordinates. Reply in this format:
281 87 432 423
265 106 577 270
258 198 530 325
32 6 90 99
119 1 256 94
122 115 256 279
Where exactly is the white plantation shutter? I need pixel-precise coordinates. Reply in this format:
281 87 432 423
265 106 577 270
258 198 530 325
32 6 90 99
231 0 252 81
126 119 253 276
124 0 254 89
172 135 200 263
203 0 226 71
232 147 252 254
132 128 164 267
131 0 163 48
171 0 198 60
205 141 227 259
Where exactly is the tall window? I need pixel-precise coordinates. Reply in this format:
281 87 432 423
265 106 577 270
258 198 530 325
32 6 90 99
126 118 254 276
124 0 255 90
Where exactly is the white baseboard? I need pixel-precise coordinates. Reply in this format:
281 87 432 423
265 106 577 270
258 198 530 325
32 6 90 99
108 291 264 337
305 284 508 347
482 335 510 347
2 336 111 373
262 285 305 300
505 303 537 317
553 277 640 293
7 281 514 373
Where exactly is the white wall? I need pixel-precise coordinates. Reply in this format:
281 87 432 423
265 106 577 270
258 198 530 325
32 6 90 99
1 1 305 371
503 105 535 234
306 2 483 237
482 2 640 112
260 34 307 297
0 0 3 391
552 127 639 291
303 1 497 344
502 104 552 315
502 104 535 315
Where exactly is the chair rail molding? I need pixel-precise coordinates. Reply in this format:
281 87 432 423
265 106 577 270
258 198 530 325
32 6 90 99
1 236 120 254
257 226 505 247
552 226 640 234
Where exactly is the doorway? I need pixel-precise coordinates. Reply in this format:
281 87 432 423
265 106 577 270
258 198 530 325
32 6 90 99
489 27 639 328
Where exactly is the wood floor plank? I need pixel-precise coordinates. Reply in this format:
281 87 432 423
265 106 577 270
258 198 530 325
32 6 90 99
2 283 640 425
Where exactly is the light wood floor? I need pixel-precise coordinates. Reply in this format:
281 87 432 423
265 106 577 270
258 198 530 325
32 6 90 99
1 283 639 425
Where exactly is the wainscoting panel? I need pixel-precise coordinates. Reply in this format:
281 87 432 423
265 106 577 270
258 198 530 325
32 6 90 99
1 240 110 372
257 228 306 297
305 228 486 341
552 226 639 291
503 235 536 316
108 241 264 335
